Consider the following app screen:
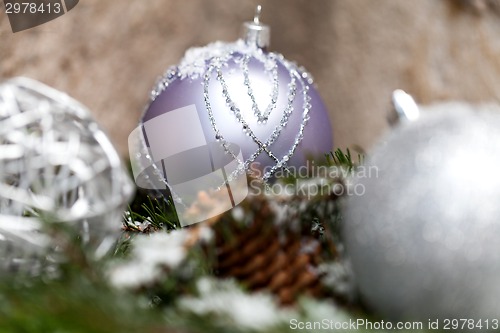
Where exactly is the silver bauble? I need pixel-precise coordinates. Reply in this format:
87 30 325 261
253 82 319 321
343 103 500 321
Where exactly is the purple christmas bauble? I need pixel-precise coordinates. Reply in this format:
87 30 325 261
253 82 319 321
140 40 332 182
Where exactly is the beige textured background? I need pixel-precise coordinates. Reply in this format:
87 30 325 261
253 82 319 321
2 0 500 156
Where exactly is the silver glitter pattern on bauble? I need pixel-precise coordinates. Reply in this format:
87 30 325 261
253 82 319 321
143 39 314 185
242 53 279 123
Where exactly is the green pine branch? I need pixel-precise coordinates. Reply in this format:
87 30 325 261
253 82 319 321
325 148 364 171
124 192 180 232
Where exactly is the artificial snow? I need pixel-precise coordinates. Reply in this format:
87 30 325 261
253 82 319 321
179 277 296 330
177 39 273 79
108 229 188 289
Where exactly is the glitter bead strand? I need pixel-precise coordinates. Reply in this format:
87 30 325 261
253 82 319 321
145 41 315 186
241 54 279 123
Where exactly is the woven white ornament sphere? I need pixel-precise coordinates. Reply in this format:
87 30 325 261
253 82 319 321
344 103 500 321
0 77 133 269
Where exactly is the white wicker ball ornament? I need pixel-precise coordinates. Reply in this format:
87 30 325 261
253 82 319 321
0 77 134 271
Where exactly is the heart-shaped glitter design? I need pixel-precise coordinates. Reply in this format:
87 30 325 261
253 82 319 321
202 48 312 182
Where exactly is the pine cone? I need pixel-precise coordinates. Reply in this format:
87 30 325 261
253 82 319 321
183 172 346 306
209 196 330 305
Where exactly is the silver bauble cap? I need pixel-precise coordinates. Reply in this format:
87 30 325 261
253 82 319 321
242 5 270 49
388 89 420 126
